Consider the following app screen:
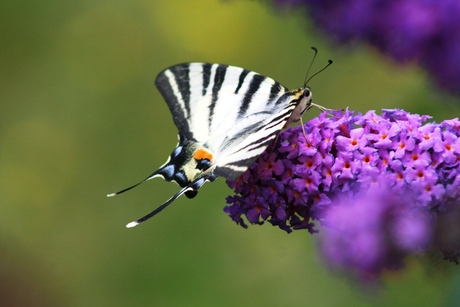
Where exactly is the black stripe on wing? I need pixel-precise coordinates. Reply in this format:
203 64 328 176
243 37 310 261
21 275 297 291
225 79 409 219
202 63 212 96
234 69 250 94
269 83 285 101
155 64 194 140
171 65 191 116
239 74 265 117
209 65 228 131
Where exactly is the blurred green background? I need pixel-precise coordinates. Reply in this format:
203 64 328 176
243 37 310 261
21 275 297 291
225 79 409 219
2 0 459 306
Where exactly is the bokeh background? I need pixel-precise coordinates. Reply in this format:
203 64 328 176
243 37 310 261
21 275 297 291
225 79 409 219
2 0 460 305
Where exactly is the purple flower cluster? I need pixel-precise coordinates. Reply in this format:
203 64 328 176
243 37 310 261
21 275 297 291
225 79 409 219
319 181 432 280
225 109 460 279
275 0 460 94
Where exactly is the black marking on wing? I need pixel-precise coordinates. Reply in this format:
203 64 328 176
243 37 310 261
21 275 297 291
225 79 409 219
208 65 227 130
213 131 279 180
214 131 279 180
274 91 297 106
215 164 253 180
217 117 269 153
171 65 191 117
211 65 227 104
239 74 265 117
219 101 294 154
264 108 296 130
202 63 212 96
234 131 278 153
235 69 250 94
155 66 193 139
269 83 284 101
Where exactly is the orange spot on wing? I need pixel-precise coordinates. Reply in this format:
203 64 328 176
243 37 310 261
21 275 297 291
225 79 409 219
194 148 214 161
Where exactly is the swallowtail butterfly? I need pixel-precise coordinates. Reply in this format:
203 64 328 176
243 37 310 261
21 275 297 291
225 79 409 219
109 51 331 228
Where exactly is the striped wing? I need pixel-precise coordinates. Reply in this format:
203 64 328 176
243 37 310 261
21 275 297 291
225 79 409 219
155 63 295 179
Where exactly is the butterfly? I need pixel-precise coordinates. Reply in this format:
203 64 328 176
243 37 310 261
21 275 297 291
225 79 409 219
109 49 332 228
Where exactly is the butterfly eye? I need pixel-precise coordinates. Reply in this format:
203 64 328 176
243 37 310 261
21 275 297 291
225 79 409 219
303 88 311 97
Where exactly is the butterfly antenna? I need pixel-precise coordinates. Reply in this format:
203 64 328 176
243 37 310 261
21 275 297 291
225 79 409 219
303 46 319 87
305 59 333 85
126 173 214 228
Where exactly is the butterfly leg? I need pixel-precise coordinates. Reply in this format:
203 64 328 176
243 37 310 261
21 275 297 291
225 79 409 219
299 117 308 139
308 103 344 116
310 102 332 112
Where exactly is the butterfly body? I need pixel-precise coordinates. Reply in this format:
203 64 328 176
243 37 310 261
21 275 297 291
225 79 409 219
110 62 316 227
